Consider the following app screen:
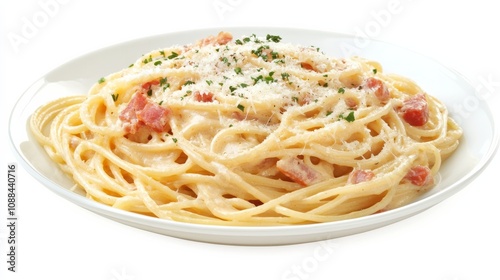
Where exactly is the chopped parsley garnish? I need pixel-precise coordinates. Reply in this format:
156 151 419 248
221 57 230 66
237 34 281 45
183 80 195 86
206 80 213 86
142 55 153 64
237 104 245 112
251 45 271 60
160 77 168 86
338 111 355 122
338 87 345 94
167 52 179 59
252 72 277 85
111 93 119 101
372 68 378 74
250 34 263 43
264 71 276 83
281 72 290 81
234 67 242 75
252 75 264 85
172 138 178 143
270 51 279 60
266 34 282 43
236 36 252 45
98 77 106 84
154 61 162 66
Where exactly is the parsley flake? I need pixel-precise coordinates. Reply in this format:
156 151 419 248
338 111 355 122
252 75 264 85
160 77 168 86
266 34 282 43
168 52 179 59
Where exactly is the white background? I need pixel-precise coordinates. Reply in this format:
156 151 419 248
1 0 499 279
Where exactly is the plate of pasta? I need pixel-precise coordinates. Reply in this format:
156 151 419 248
10 27 498 245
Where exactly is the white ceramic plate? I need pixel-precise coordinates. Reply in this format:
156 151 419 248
9 27 499 245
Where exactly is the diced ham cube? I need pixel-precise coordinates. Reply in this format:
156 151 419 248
399 94 429 126
404 166 433 186
193 91 215 102
119 93 171 134
119 93 148 134
365 77 390 103
345 97 359 109
137 103 172 133
142 80 160 90
300 62 316 72
347 169 375 184
197 31 233 46
276 157 322 186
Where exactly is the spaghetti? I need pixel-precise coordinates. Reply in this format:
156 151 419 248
30 32 462 225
